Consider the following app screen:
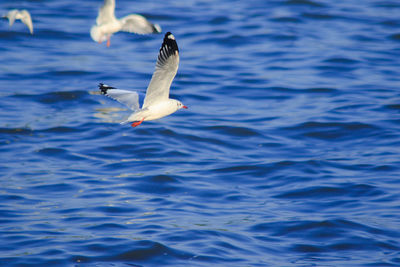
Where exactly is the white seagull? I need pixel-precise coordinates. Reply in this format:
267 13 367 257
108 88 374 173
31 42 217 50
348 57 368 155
3 9 33 34
91 0 161 47
99 32 187 127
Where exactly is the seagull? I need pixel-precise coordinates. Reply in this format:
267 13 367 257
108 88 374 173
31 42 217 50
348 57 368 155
99 32 187 127
3 9 33 34
91 0 161 47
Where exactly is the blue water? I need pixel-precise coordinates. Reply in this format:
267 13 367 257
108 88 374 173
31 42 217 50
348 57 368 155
1 0 400 266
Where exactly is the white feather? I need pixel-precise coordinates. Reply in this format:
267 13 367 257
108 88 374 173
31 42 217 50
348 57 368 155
91 0 161 44
98 33 187 127
3 9 34 34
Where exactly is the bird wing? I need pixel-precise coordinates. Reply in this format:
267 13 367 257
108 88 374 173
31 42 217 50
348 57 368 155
5 9 18 26
20 10 33 34
119 14 161 34
99 83 139 111
142 32 179 109
96 0 116 25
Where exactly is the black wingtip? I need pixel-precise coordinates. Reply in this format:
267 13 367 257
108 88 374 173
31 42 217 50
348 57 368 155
153 24 162 33
99 83 116 95
162 32 178 53
158 32 179 64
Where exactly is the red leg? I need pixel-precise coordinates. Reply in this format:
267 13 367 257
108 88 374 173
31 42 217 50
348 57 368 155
131 118 144 128
107 37 111 47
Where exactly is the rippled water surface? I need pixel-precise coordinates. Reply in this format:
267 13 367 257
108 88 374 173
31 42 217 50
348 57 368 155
1 0 400 266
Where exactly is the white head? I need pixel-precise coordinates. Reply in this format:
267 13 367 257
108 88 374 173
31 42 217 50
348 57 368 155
172 99 188 110
90 25 108 43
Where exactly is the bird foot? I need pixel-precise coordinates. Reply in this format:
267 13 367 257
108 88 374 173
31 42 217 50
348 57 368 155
131 119 144 128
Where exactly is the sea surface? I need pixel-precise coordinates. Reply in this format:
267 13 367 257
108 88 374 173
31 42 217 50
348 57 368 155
1 0 400 266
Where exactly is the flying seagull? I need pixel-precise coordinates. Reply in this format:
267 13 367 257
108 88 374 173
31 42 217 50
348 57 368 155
91 0 161 47
3 9 33 34
99 32 187 127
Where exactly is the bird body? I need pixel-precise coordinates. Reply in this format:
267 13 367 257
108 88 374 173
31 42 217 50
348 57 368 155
91 0 161 47
127 99 185 122
3 9 33 34
99 32 187 127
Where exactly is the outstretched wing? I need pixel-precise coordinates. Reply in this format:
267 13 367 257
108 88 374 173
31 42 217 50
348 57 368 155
142 32 179 108
5 9 18 26
99 83 139 111
96 0 116 25
20 10 33 34
120 14 161 34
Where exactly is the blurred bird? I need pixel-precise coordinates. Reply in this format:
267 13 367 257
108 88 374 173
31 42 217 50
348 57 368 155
99 32 187 127
3 9 33 34
91 0 161 47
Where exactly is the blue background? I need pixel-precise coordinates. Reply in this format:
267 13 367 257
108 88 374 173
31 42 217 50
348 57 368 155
1 0 400 266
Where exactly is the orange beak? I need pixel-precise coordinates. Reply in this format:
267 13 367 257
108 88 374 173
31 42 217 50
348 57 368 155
183 105 188 109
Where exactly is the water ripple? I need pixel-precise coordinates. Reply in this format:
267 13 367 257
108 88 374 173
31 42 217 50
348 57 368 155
1 0 400 266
